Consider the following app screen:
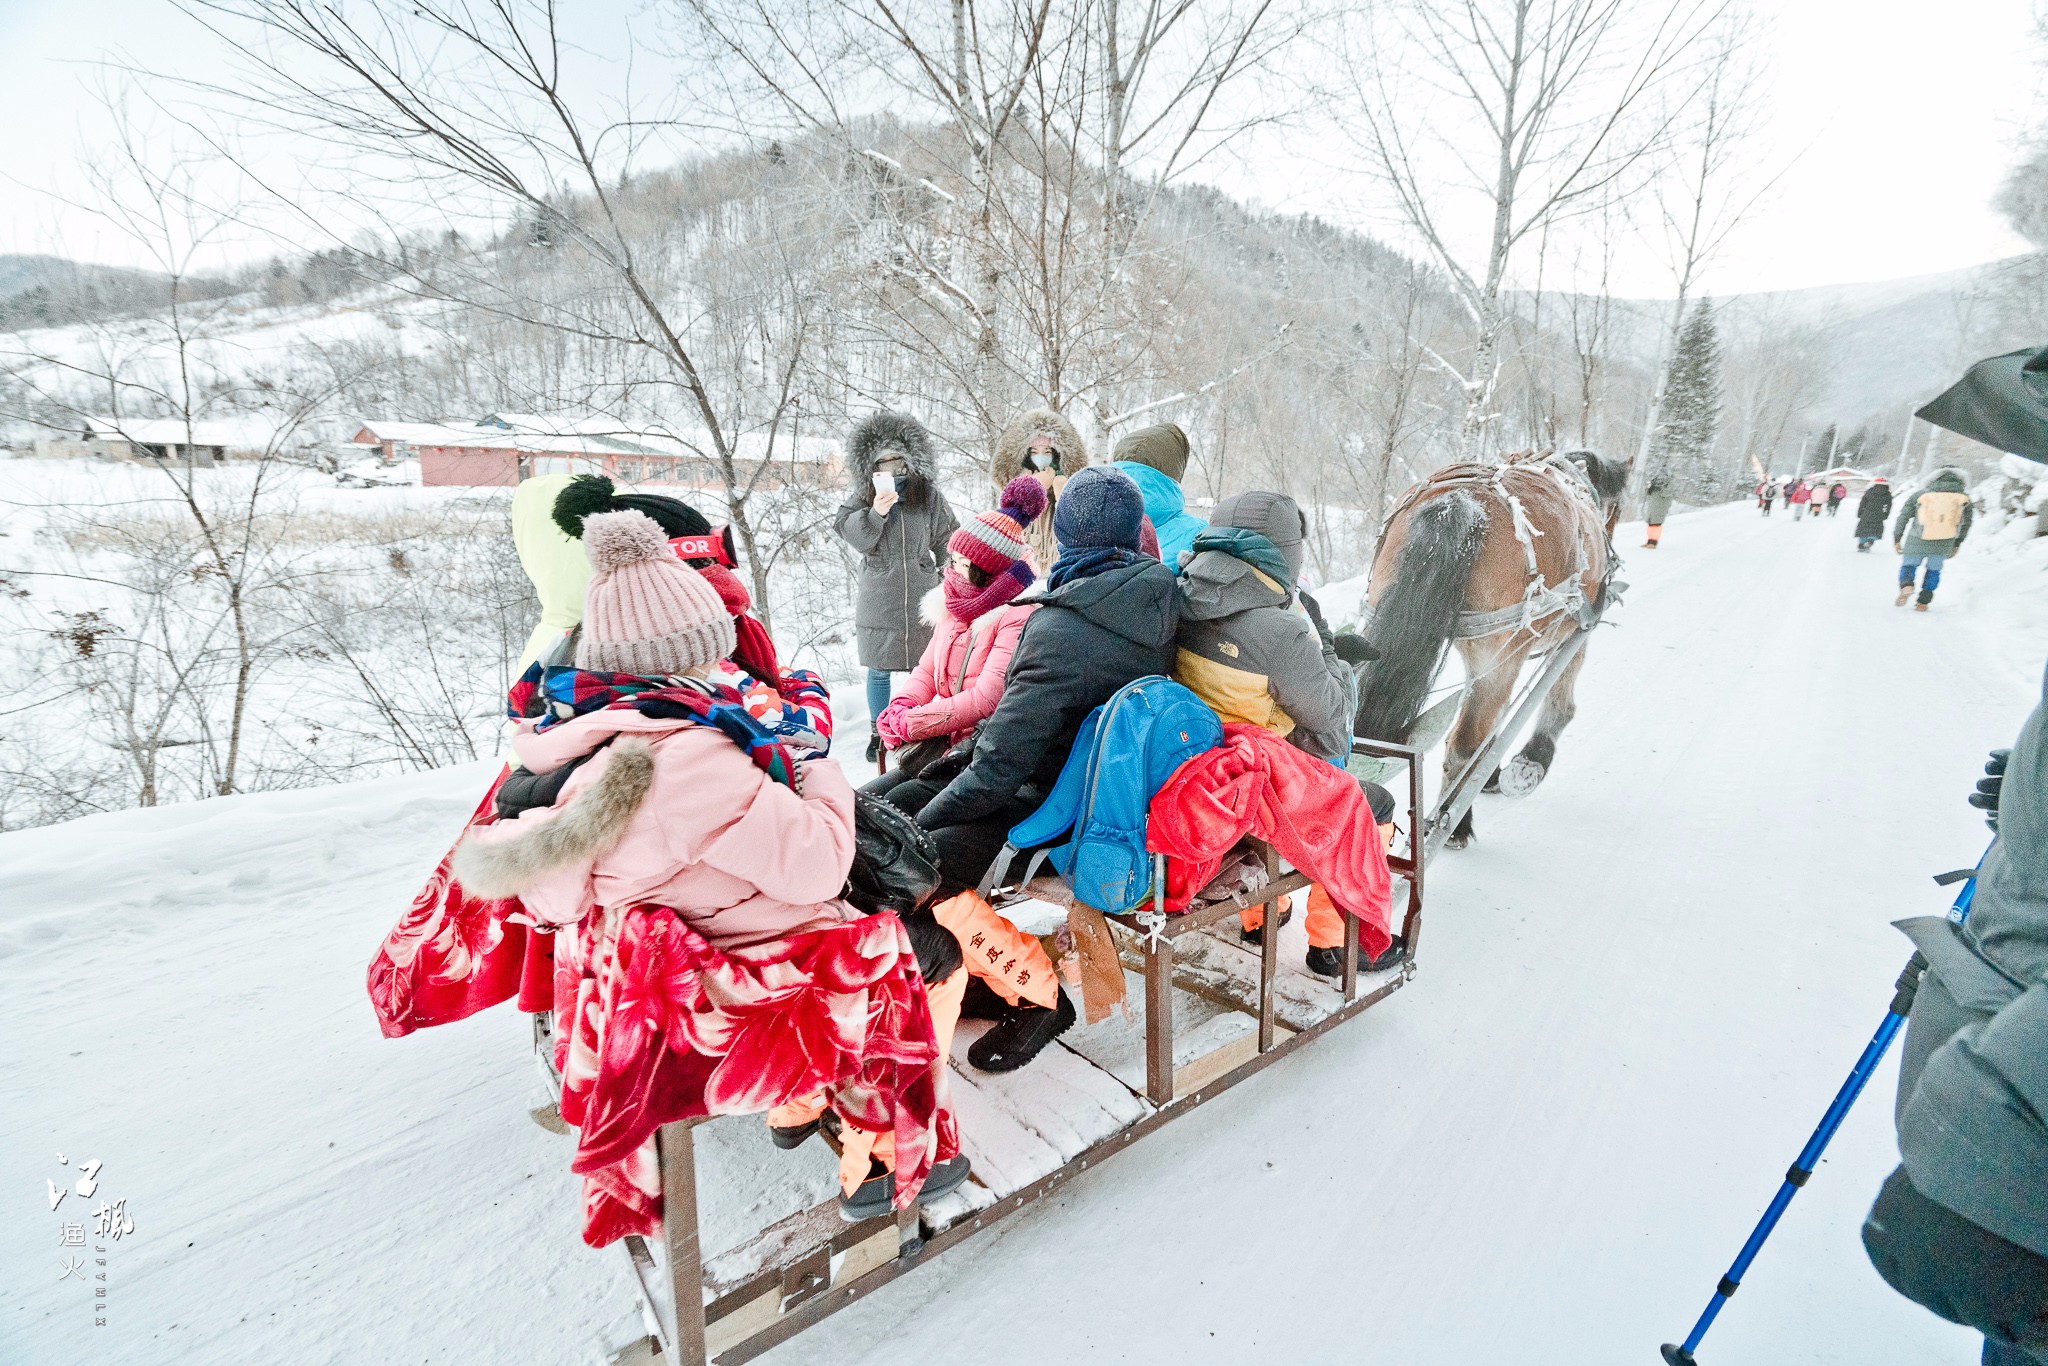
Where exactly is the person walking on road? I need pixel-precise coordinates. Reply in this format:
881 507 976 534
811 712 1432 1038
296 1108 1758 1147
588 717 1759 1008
1827 482 1849 517
1759 477 1780 516
1893 469 1975 612
1855 478 1894 552
1643 476 1674 548
1789 478 1812 519
836 412 959 763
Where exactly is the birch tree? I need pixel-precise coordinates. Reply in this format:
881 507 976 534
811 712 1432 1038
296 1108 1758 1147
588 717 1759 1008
1338 0 1725 456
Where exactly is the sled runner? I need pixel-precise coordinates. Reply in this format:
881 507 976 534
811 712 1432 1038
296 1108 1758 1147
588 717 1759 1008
602 735 1425 1365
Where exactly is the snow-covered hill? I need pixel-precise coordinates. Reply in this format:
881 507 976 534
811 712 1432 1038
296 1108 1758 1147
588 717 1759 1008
7 501 2047 1363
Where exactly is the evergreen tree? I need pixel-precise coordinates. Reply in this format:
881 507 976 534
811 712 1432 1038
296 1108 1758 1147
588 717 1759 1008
1650 299 1724 500
1810 422 1838 473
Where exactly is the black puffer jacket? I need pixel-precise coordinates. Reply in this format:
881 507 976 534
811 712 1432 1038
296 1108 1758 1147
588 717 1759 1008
915 559 1182 829
1855 483 1894 538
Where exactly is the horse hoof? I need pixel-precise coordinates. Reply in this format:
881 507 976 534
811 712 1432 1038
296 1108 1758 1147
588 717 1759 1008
1444 831 1471 851
1497 756 1547 798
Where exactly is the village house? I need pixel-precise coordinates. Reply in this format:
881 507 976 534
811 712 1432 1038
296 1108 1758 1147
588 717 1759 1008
350 412 840 489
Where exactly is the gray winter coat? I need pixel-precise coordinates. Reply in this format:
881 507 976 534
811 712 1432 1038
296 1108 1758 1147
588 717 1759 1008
1174 491 1354 763
1644 488 1674 525
836 413 958 672
1892 665 2048 1258
1892 470 1975 558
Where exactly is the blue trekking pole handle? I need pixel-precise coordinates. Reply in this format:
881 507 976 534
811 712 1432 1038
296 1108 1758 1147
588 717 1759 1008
1660 861 1982 1364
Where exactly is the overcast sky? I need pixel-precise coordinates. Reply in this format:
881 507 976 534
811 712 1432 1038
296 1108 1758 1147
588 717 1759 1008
0 0 2040 297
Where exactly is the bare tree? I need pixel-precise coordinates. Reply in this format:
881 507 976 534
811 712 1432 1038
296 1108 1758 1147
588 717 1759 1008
0 100 367 798
1338 0 1726 456
675 0 1304 458
1625 13 1777 506
180 0 843 629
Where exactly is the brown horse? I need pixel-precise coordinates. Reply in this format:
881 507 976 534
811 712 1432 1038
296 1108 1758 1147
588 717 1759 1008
1354 450 1629 848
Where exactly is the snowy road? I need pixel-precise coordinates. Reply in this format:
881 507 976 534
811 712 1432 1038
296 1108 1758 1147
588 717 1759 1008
3 501 2037 1364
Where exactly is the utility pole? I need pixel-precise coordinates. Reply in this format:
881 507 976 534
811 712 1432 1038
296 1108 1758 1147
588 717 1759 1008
1895 411 1915 478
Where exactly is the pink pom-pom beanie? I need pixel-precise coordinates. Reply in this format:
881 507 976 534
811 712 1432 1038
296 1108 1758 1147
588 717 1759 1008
574 510 736 675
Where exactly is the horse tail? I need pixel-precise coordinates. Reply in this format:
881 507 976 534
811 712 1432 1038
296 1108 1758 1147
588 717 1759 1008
1354 491 1487 742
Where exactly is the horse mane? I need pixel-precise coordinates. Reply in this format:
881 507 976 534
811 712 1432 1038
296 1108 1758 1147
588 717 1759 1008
1556 449 1631 504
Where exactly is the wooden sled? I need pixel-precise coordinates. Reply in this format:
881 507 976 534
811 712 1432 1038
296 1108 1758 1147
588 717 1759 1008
606 737 1425 1365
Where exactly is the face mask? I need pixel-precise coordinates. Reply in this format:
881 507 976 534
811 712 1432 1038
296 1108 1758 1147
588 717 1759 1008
1029 452 1054 471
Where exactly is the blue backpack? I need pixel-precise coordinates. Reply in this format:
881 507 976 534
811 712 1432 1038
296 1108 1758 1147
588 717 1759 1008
979 676 1223 913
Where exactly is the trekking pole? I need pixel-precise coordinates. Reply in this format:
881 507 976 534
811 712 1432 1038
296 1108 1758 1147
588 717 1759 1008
1659 862 1982 1364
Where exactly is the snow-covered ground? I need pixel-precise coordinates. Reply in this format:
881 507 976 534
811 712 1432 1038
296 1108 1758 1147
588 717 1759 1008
5 499 2041 1363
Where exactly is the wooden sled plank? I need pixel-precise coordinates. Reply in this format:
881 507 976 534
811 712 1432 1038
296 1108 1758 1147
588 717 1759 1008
947 1025 1151 1160
1060 967 1261 1096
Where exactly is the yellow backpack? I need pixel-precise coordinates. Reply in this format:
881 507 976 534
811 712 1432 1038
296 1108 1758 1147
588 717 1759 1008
1915 490 1968 541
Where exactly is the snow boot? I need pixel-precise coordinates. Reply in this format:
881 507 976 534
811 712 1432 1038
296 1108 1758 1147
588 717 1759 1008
958 974 1011 1021
1304 936 1408 980
770 1118 820 1150
1895 583 1915 607
1915 598 1932 612
968 985 1076 1073
1238 906 1294 946
866 733 884 765
838 1153 974 1222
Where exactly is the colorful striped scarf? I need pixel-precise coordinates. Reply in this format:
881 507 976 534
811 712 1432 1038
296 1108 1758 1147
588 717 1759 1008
506 665 827 789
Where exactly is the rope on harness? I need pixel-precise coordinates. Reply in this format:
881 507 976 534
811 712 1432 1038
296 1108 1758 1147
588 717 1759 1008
1360 452 1616 641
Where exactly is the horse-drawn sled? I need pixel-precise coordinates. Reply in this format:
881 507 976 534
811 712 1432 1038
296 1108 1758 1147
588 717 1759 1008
581 449 1630 1365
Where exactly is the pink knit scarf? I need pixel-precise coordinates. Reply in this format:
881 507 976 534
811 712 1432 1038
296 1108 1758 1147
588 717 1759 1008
941 561 1032 624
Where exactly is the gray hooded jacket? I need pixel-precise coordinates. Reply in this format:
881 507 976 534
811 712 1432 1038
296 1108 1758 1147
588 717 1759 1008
1174 491 1354 763
836 412 959 672
1892 664 2048 1257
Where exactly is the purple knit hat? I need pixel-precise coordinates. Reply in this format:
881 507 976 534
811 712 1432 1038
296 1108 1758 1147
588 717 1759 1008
575 510 736 675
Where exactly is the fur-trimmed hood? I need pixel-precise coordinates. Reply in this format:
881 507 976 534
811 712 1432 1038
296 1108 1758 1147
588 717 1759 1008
452 737 654 900
449 709 863 948
846 410 939 489
992 407 1088 487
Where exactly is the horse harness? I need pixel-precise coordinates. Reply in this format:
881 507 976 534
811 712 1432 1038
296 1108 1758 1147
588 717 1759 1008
1367 453 1621 641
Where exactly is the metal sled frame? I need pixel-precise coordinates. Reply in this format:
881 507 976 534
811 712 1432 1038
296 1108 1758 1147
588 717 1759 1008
608 738 1426 1365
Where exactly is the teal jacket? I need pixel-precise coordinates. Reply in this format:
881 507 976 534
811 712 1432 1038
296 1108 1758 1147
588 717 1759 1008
1112 460 1205 568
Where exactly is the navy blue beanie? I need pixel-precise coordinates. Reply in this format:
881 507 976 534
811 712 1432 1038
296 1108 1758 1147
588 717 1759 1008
1053 466 1145 550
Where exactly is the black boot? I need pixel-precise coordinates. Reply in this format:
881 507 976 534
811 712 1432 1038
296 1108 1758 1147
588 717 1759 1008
769 1117 820 1149
959 974 1011 1021
866 732 883 764
838 1153 974 1222
1304 935 1408 980
1237 907 1293 946
968 986 1076 1073
770 1108 840 1150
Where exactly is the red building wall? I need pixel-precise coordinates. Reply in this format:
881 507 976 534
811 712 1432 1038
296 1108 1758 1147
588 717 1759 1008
420 446 521 487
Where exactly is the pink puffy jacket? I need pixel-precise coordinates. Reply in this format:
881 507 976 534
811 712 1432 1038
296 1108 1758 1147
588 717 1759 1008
887 599 1037 747
454 707 858 951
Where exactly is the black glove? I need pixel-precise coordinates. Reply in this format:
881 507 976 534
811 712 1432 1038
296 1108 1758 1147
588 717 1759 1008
1299 589 1336 649
1333 632 1379 666
1970 748 2011 831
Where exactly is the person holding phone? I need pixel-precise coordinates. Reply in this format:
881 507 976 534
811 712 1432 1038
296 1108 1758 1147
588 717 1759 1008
837 412 959 762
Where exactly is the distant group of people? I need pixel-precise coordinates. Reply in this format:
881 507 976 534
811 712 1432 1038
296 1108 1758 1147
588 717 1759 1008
1757 475 1850 519
1752 471 1977 612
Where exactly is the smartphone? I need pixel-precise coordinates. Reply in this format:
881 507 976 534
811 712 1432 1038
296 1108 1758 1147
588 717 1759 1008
872 472 896 496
